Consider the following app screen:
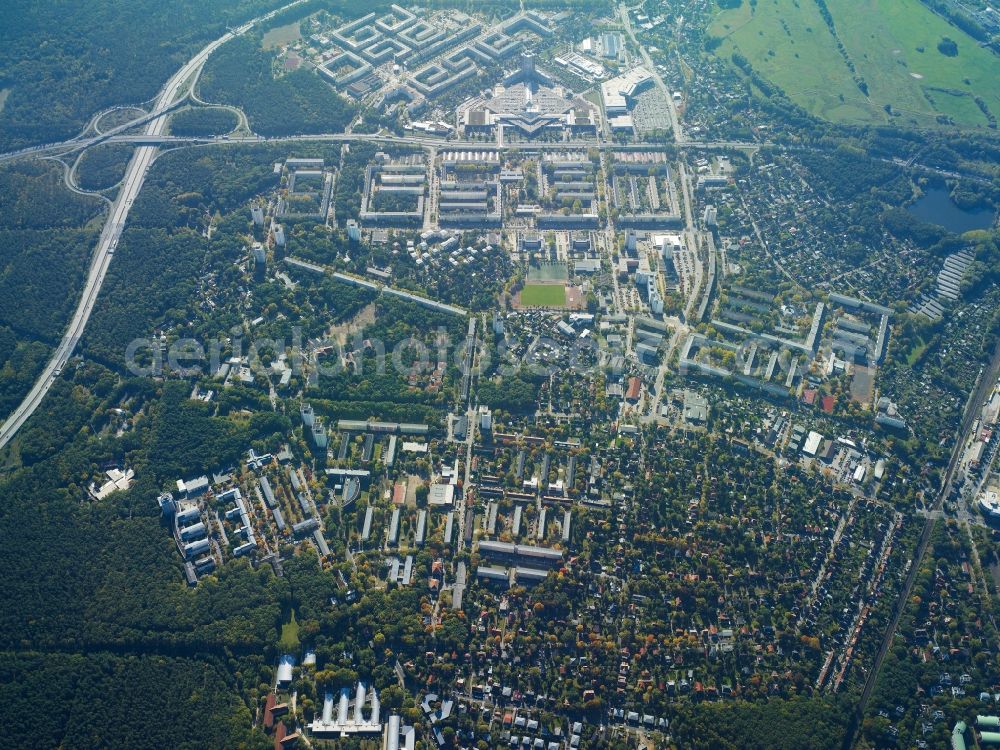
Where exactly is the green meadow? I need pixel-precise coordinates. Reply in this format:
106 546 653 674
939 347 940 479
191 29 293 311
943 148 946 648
520 284 567 307
709 0 1000 128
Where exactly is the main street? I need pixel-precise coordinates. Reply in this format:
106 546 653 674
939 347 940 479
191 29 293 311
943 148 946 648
619 3 684 144
0 0 307 451
3 131 763 161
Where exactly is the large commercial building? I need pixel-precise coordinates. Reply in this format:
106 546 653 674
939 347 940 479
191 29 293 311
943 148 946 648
459 55 597 138
601 67 654 116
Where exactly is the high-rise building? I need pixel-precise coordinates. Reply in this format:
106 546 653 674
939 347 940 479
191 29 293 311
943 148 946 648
624 231 637 254
649 279 664 314
251 205 264 227
273 223 286 247
346 219 361 242
251 243 266 273
478 406 493 434
312 418 329 449
157 492 176 516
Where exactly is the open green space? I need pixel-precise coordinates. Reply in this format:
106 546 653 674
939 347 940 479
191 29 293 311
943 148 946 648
278 611 300 652
710 0 868 122
520 283 567 307
527 261 569 282
906 336 932 367
709 0 1000 128
262 20 302 49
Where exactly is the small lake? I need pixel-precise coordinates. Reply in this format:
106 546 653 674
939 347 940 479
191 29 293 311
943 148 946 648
907 187 995 234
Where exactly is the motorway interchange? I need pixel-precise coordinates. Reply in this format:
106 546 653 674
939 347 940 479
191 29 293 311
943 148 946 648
1 5 995 748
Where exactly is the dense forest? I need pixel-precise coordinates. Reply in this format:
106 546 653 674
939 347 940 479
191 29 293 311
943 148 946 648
0 162 103 418
476 374 544 413
0 373 289 650
83 227 215 367
75 143 135 191
198 35 356 137
669 696 854 750
0 358 370 748
304 295 465 425
0 652 270 750
0 327 49 418
169 106 240 137
0 0 288 151
0 161 102 228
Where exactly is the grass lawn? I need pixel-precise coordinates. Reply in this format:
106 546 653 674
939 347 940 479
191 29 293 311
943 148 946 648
262 20 302 50
709 0 1000 128
828 0 998 127
906 337 931 367
521 284 567 307
278 612 300 652
709 0 872 123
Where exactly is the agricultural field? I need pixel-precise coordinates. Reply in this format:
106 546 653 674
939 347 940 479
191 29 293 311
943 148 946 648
709 0 1000 128
519 283 567 307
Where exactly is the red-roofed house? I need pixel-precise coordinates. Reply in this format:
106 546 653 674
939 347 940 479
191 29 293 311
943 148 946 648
264 693 276 730
626 377 642 402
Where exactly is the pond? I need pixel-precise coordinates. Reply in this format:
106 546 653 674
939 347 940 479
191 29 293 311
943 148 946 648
907 187 995 234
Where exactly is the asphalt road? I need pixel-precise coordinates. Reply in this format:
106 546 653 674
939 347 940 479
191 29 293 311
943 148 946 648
619 3 684 144
0 0 306 451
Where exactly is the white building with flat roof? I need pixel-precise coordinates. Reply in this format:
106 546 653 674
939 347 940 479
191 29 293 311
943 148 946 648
601 67 653 115
979 486 1000 520
803 431 823 457
428 483 455 508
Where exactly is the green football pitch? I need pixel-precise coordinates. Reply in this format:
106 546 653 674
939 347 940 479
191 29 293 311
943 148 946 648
520 284 567 307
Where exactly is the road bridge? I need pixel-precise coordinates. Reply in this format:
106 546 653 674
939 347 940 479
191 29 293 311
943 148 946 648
0 0 309 450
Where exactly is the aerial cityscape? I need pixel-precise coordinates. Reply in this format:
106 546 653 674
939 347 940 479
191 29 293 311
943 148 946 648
0 0 998 748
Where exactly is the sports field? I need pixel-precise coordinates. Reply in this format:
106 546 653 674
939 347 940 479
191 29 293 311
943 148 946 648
520 284 567 307
708 0 1000 128
527 261 569 283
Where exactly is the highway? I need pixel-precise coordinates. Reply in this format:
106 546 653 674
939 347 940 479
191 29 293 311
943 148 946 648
3 130 767 164
0 0 760 453
0 0 306 451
